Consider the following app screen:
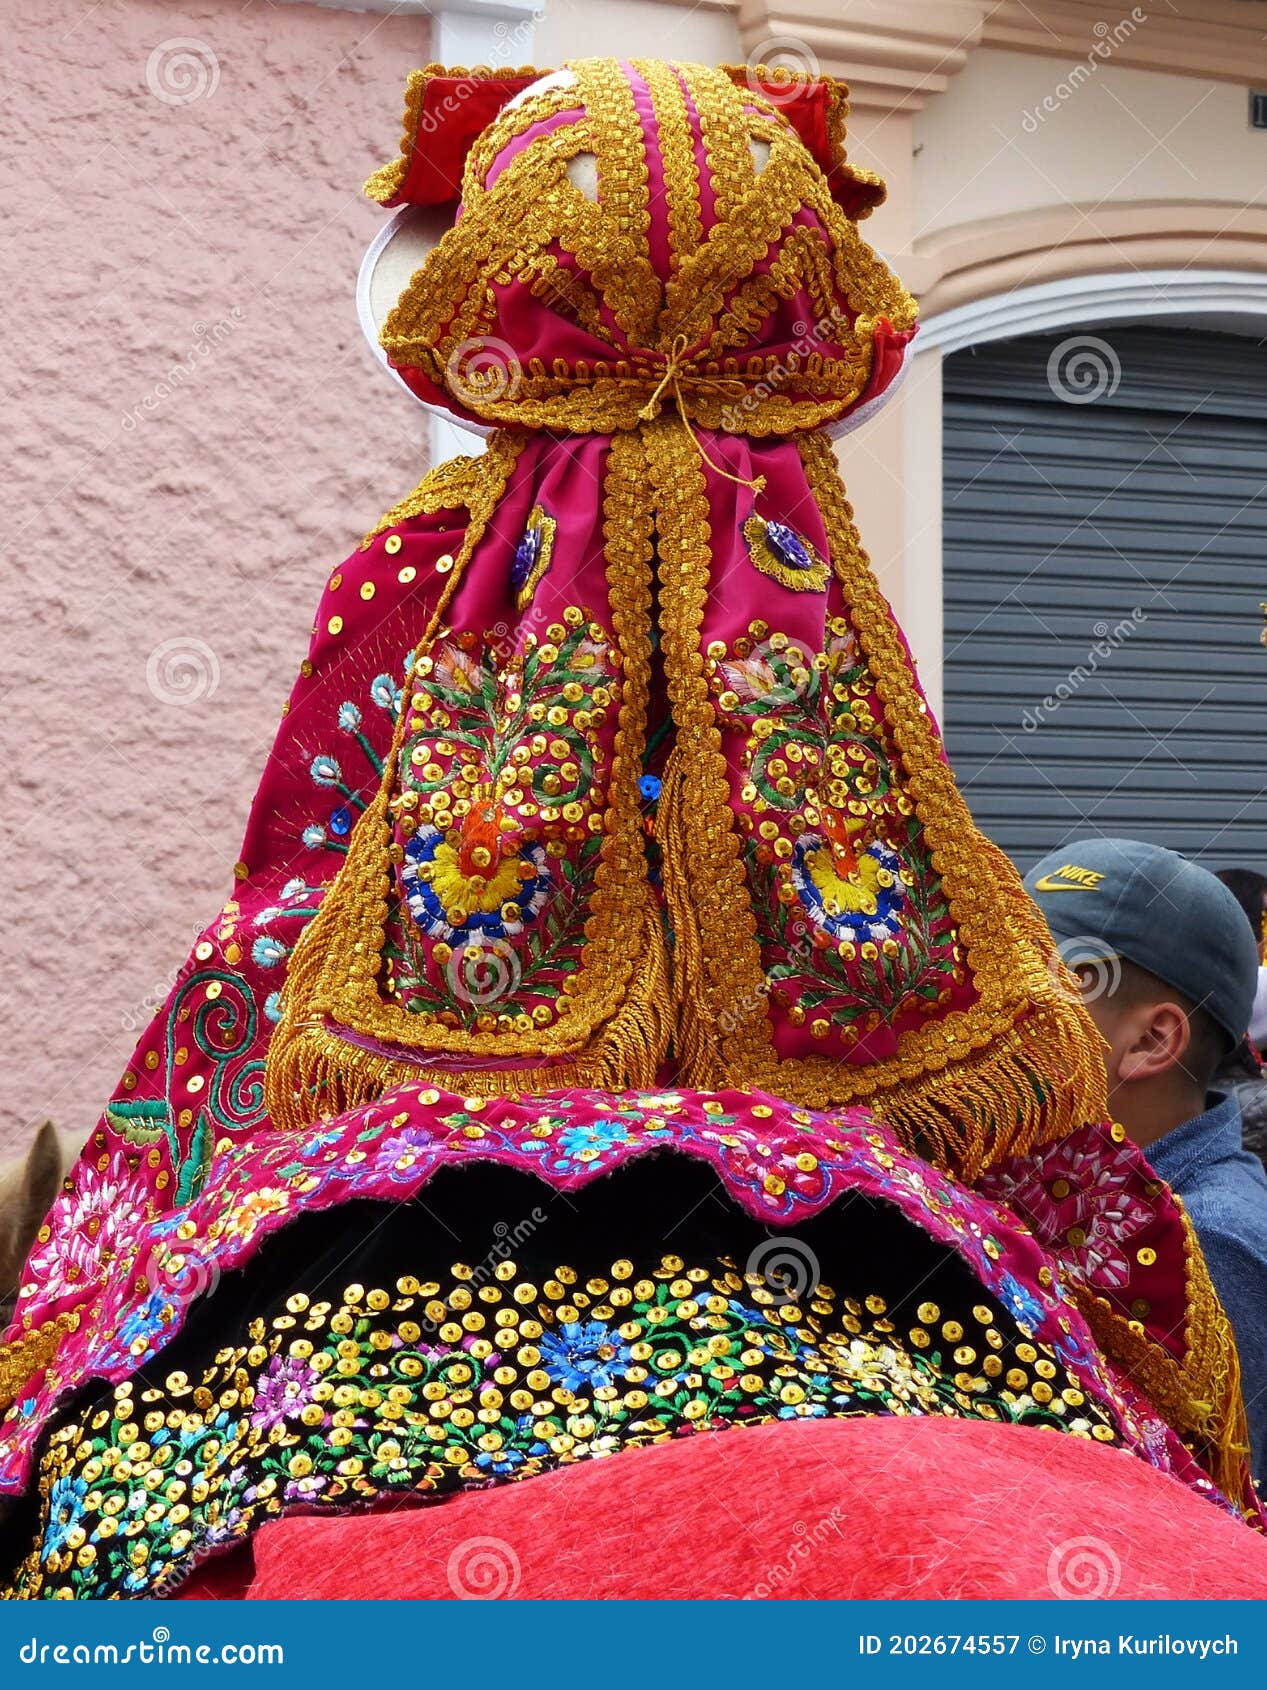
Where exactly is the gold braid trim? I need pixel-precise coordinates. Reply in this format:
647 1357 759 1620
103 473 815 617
647 413 769 1093
1069 1210 1255 1514
0 1311 79 1414
265 433 671 1131
360 448 498 546
641 59 704 275
719 63 887 219
650 419 1108 1180
373 60 915 437
691 61 757 229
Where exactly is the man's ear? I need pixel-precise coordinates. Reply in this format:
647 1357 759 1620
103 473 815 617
1118 1001 1191 1085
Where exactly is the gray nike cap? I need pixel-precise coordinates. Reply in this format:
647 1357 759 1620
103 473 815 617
1023 836 1259 1048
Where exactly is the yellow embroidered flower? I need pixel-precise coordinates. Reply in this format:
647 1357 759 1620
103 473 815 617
427 841 525 916
222 1188 291 1243
805 844 884 917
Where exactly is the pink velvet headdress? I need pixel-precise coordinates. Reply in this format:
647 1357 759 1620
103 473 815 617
271 57 1098 1167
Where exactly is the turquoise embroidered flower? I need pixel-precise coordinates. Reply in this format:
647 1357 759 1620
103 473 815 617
553 1119 632 1167
42 1475 88 1557
252 935 288 970
371 673 402 714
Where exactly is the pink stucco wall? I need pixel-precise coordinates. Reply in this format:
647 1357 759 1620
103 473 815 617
0 0 434 1154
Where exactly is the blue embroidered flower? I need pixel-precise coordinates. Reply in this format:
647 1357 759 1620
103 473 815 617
148 1211 191 1238
281 876 307 900
553 1118 632 1167
791 834 906 946
112 1291 175 1359
337 702 363 731
264 991 283 1023
310 755 342 786
473 1418 550 1476
42 1475 88 1557
302 824 327 849
538 1321 633 1392
301 1127 343 1156
997 1273 1046 1333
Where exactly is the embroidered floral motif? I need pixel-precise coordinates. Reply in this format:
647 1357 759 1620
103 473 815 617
983 1134 1155 1293
383 610 617 1030
705 618 961 1050
7 1254 1126 1599
24 1158 148 1304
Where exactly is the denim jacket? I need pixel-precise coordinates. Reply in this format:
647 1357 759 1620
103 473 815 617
1147 1092 1267 1490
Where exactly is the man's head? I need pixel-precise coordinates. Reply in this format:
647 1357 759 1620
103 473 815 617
1215 867 1267 963
1024 839 1260 1149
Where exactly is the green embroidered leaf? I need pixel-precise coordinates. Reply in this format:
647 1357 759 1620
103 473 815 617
175 1113 214 1206
105 1097 172 1148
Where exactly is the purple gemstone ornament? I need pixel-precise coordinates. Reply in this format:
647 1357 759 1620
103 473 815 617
764 521 814 571
510 524 540 593
510 504 557 608
742 514 829 592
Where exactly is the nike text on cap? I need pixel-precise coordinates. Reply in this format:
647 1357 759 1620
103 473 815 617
1022 837 1260 1048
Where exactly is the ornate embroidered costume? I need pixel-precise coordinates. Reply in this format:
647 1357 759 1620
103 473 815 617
0 58 1259 1599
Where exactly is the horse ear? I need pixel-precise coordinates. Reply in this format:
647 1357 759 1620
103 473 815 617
364 63 550 209
720 64 887 220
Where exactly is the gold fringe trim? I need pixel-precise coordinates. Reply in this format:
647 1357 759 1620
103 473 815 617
660 745 714 1085
1070 1210 1256 1516
0 1310 79 1414
267 901 671 1132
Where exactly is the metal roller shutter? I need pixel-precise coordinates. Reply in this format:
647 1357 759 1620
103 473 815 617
942 324 1267 872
